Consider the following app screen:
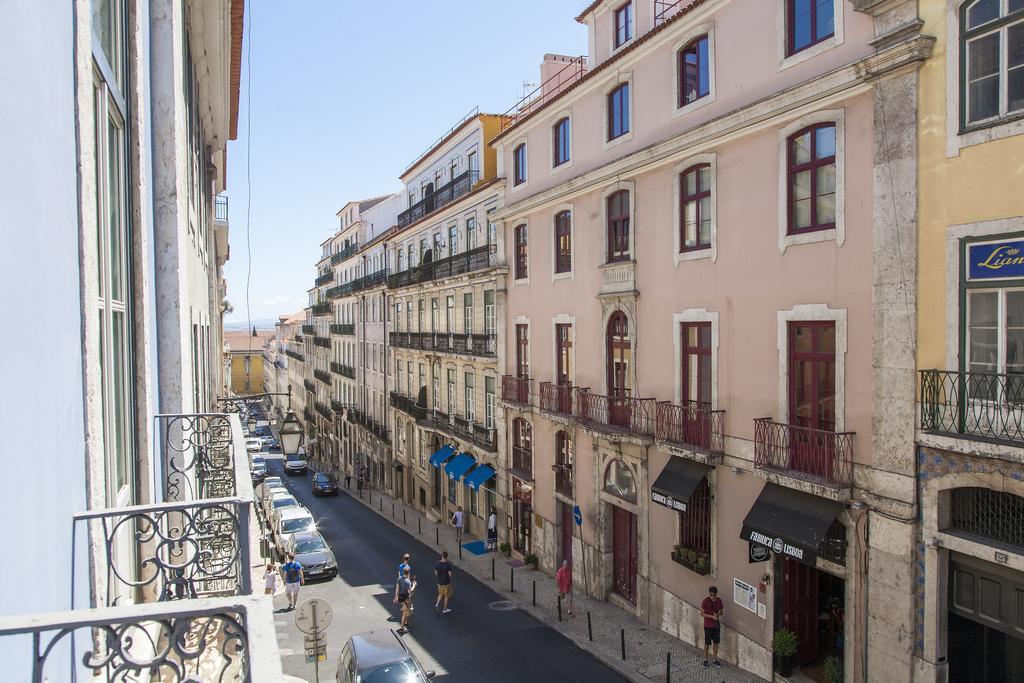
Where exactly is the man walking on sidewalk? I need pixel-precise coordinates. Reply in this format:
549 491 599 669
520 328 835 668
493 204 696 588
701 585 724 668
281 554 304 610
393 567 417 634
434 551 454 614
451 506 464 545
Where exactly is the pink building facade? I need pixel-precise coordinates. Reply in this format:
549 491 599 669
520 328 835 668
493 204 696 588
492 0 931 679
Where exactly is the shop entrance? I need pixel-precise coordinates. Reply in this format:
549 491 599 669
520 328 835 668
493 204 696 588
611 505 637 603
948 554 1024 681
775 555 845 677
513 478 532 554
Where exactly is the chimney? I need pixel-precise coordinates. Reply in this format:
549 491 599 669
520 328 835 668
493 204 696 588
540 53 589 99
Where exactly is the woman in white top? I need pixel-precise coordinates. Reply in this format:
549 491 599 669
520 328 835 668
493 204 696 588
486 507 498 551
264 562 278 595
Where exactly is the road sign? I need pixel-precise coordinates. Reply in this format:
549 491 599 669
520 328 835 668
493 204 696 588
573 505 582 526
304 634 326 647
305 646 327 663
295 598 333 634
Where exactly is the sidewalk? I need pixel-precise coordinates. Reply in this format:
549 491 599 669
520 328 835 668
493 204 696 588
343 484 764 683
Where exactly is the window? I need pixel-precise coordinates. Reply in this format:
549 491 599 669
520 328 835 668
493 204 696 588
516 324 530 378
487 209 498 246
961 0 1024 125
484 291 496 338
555 432 573 496
787 0 835 56
553 117 571 167
556 323 573 386
433 232 444 260
513 143 527 186
607 311 632 398
450 158 459 180
554 211 572 273
967 288 1024 381
677 476 712 561
614 2 633 48
485 376 496 429
465 373 476 422
464 292 474 333
787 123 836 235
446 295 456 332
681 322 712 404
603 458 637 502
515 224 529 279
431 298 439 331
680 164 712 251
679 35 710 107
607 190 631 262
608 83 630 140
417 298 425 332
447 368 456 418
512 418 533 474
947 487 1024 550
395 358 402 394
467 215 477 251
789 322 836 432
448 476 457 504
468 150 478 175
432 365 440 410
407 361 414 400
449 224 459 255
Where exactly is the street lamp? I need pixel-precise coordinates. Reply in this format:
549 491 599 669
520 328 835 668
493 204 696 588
280 410 304 456
247 413 257 434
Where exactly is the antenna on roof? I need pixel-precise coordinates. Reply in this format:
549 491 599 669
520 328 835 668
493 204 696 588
521 80 537 99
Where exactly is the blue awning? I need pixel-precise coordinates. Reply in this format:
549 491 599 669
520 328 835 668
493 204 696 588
429 444 456 468
464 464 496 491
445 453 476 481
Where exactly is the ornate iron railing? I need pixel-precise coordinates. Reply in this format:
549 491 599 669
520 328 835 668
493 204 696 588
389 331 496 357
397 170 480 227
301 324 315 335
330 243 358 265
155 414 238 502
313 336 330 348
919 369 1024 444
352 269 387 292
214 195 229 222
753 418 855 488
554 463 573 497
326 282 353 300
390 392 426 420
331 323 355 336
285 349 304 362
511 446 532 476
417 410 498 452
654 0 690 25
501 375 532 406
314 369 331 384
539 382 576 417
387 245 494 290
576 390 655 436
314 271 333 286
311 302 331 316
333 363 355 379
315 402 334 420
303 379 315 393
499 56 586 133
655 401 725 454
347 407 391 444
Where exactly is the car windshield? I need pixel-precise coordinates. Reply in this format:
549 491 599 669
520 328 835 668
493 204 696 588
283 517 314 534
360 659 420 683
251 457 265 465
294 537 328 554
286 453 305 462
315 474 332 483
272 497 297 509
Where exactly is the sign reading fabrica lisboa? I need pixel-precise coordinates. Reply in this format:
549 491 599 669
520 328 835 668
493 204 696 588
746 530 805 561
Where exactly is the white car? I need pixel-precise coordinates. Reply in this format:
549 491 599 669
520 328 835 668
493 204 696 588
272 507 316 552
264 491 299 518
245 437 262 453
284 450 307 475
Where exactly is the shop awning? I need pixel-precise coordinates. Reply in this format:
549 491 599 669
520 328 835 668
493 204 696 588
445 453 476 481
429 444 456 468
464 464 496 490
650 457 709 512
739 483 843 564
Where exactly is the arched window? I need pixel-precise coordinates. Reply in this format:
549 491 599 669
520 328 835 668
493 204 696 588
554 210 572 274
555 431 573 496
512 417 533 475
606 190 630 262
607 83 630 140
678 35 710 107
680 163 712 251
553 117 571 167
787 123 836 235
946 487 1024 549
603 458 636 502
513 143 527 185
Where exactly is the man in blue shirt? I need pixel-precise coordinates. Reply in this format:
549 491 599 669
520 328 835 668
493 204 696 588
393 567 417 634
281 553 304 610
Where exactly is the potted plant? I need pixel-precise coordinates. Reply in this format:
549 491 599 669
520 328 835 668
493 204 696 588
499 542 511 557
524 553 539 569
695 553 710 572
772 629 798 678
822 655 843 683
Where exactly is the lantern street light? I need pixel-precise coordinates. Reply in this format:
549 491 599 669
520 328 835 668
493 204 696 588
279 410 304 456
247 413 258 434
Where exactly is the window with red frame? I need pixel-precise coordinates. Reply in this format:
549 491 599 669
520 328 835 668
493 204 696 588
555 431 573 495
787 0 835 56
614 2 633 48
514 224 528 279
788 123 836 235
513 143 527 186
515 324 529 378
607 190 630 262
553 117 570 167
554 210 572 273
680 164 712 251
677 476 711 558
681 322 712 404
607 83 630 140
678 35 710 107
512 417 533 474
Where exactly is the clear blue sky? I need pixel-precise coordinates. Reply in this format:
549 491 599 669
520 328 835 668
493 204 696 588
224 0 587 326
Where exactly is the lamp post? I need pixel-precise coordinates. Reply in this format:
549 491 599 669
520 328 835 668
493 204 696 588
280 410 304 456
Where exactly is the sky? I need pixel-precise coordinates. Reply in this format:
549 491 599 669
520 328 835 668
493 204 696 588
224 0 588 327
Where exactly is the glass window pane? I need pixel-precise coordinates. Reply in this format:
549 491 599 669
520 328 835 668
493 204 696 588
792 0 813 51
111 311 128 492
1012 0 1024 12
815 125 836 159
793 325 813 353
697 38 709 96
970 291 999 327
698 165 711 190
684 201 697 246
968 0 1000 29
107 114 124 301
816 164 836 225
815 0 834 40
684 170 697 195
792 132 812 165
969 328 999 370
817 325 836 353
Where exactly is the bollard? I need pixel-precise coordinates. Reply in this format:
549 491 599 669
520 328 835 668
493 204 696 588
418 517 421 534
557 594 562 621
435 527 439 545
665 652 671 683
510 566 514 592
392 502 395 518
459 543 462 560
379 497 383 511
587 612 593 641
491 557 495 580
532 580 536 606
403 509 406 525
369 490 372 505
620 629 626 660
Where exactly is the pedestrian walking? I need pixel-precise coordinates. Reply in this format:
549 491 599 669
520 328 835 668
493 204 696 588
486 507 498 551
281 554 305 610
393 567 417 634
451 506 464 544
357 471 364 492
263 562 278 596
434 551 454 614
555 559 574 615
701 585 724 668
344 472 351 489
397 553 412 580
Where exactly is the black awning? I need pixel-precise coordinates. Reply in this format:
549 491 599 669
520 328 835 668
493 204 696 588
650 457 708 512
740 483 842 564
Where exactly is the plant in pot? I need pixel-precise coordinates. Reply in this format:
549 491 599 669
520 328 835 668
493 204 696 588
772 629 798 678
499 542 511 556
822 655 843 683
683 548 697 565
695 552 710 572
524 553 539 569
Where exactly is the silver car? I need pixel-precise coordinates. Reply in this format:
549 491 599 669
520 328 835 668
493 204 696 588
335 630 434 682
285 531 337 580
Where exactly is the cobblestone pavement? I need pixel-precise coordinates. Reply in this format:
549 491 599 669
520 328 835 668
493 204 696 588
344 484 765 683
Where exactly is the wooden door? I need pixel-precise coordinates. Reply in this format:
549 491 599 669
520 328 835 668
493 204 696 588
789 322 836 477
516 324 529 378
681 322 712 449
612 506 637 603
561 503 574 564
781 556 819 666
556 323 573 413
514 499 532 554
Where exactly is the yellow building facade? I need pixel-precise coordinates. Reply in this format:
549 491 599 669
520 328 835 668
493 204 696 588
225 330 273 396
915 1 1024 679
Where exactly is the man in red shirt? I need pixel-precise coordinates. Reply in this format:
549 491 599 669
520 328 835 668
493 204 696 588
700 585 724 668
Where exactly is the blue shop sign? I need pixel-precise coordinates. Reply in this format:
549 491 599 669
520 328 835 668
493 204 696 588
968 240 1024 281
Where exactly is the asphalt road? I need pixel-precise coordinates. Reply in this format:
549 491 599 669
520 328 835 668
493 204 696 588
260 453 626 682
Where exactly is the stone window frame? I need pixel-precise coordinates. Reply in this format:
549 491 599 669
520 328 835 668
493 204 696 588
673 22 717 119
776 303 848 430
603 72 635 151
672 152 718 265
672 309 719 408
601 179 637 265
776 0 845 72
549 108 574 174
551 203 575 282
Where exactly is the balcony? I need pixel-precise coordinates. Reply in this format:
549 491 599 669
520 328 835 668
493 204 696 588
554 462 573 497
214 194 229 221
387 245 494 290
331 362 355 379
285 349 305 362
390 391 426 420
314 369 331 384
315 271 334 287
294 334 304 343
417 410 498 453
540 382 577 418
576 390 655 438
352 269 388 293
326 282 354 300
313 335 330 349
753 418 854 490
301 324 315 335
330 243 358 265
316 402 334 420
303 379 315 393
311 302 331 316
331 323 355 336
347 407 391 444
501 375 532 407
398 170 479 228
919 369 1024 446
510 446 533 479
655 401 725 463
303 407 314 423
389 331 496 358
599 260 636 297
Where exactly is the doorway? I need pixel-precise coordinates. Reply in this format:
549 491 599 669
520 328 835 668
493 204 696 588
948 555 1024 681
513 477 532 554
775 555 845 673
611 505 637 603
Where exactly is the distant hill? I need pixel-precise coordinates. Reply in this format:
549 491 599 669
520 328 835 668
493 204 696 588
224 318 278 331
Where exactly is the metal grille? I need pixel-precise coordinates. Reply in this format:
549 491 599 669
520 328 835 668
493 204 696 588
677 476 711 555
819 519 848 566
948 487 1024 550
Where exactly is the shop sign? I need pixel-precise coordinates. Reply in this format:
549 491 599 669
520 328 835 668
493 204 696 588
748 541 770 563
651 490 687 512
747 530 805 561
968 239 1024 281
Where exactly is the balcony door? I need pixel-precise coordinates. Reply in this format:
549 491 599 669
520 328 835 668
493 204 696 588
556 323 573 413
611 505 638 603
681 322 712 449
788 322 836 476
607 312 632 428
516 324 529 378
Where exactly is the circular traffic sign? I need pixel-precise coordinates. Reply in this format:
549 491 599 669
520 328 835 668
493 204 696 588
295 598 333 634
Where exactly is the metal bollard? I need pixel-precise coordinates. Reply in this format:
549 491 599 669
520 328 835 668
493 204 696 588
392 502 395 518
403 509 406 525
418 517 421 534
532 580 536 606
665 652 671 683
458 543 462 560
510 566 514 592
557 594 562 621
379 497 383 511
620 629 626 660
587 612 593 641
491 557 495 580
368 490 372 505
435 527 439 545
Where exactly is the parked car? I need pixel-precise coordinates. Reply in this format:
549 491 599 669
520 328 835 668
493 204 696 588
285 531 337 581
264 436 281 451
250 455 267 482
255 425 272 438
245 437 262 453
273 507 316 552
262 476 283 490
335 630 434 682
284 450 307 475
312 472 338 496
264 491 298 518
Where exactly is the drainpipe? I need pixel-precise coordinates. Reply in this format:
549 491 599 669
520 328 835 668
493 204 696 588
858 508 869 682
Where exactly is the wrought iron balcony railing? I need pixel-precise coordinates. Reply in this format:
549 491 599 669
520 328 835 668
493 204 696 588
347 407 391 444
303 379 315 393
315 271 333 287
390 392 426 420
314 369 331 384
389 331 496 358
511 446 532 476
313 336 330 349
554 462 573 497
352 269 388 292
303 407 314 423
326 282 353 300
331 323 355 336
398 170 479 227
330 243 358 265
331 362 355 379
539 382 577 417
753 418 855 488
417 411 498 453
316 402 334 421
285 349 304 362
655 401 725 455
301 324 315 335
919 369 1024 445
214 194 229 221
576 390 655 437
387 245 494 290
501 375 532 406
311 302 331 316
